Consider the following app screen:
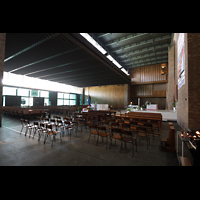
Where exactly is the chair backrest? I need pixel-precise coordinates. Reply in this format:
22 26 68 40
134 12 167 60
89 124 98 130
34 122 39 126
130 121 138 126
98 126 106 131
57 119 62 124
122 123 130 129
144 123 153 128
137 126 146 134
122 130 132 137
64 121 70 125
46 124 52 130
50 119 55 123
111 127 121 135
111 122 119 128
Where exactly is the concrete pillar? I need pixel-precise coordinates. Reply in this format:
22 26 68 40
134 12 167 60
167 42 175 110
82 87 85 105
0 33 6 127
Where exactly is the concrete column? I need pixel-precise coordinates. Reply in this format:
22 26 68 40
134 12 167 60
0 33 6 127
167 42 175 110
82 87 85 105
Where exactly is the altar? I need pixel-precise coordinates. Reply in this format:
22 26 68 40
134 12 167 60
146 104 158 111
91 103 109 110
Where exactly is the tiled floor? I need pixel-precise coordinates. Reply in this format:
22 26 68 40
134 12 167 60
0 116 180 166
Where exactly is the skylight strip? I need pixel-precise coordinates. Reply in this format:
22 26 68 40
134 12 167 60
80 33 129 76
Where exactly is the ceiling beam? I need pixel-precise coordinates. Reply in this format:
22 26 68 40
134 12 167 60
117 43 169 58
61 33 130 82
127 59 168 69
105 33 149 46
112 34 171 53
4 33 59 62
127 55 168 65
10 46 81 73
122 50 168 63
97 33 111 38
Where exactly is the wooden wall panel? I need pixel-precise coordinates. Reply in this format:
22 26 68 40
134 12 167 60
130 63 168 84
86 84 124 109
130 83 166 98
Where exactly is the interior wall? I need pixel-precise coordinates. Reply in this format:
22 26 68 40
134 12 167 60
175 33 189 130
86 84 124 109
188 33 200 130
129 63 168 109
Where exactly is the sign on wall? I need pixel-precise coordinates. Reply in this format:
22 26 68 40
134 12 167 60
31 90 38 97
177 33 185 90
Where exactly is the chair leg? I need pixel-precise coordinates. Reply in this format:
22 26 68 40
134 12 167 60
88 134 91 143
96 135 99 146
132 143 134 157
20 126 23 134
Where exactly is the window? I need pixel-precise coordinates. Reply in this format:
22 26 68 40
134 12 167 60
70 94 76 99
57 99 63 106
64 99 69 105
69 100 76 105
64 93 69 99
3 86 17 96
40 90 49 98
58 93 64 98
17 88 29 97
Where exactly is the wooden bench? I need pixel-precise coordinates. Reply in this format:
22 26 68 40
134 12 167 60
179 156 192 166
161 124 176 153
120 112 162 135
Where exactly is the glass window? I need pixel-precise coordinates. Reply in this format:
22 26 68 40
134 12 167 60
64 99 69 105
57 99 63 106
70 94 76 99
21 97 29 107
40 91 49 98
44 98 49 106
64 93 69 99
3 86 17 95
58 93 64 98
18 88 29 96
29 97 33 106
69 100 76 105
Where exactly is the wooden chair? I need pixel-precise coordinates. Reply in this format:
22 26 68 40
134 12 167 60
20 119 33 136
97 126 110 148
44 124 62 146
32 121 42 139
122 123 130 131
121 130 137 157
64 121 74 139
130 121 138 134
143 123 154 142
161 125 176 153
110 127 122 150
101 121 111 132
137 126 150 149
88 124 98 145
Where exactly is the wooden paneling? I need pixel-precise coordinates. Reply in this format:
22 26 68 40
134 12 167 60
130 63 168 85
86 84 124 109
130 83 166 98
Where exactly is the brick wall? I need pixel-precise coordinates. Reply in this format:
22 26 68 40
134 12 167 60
188 33 200 130
175 33 189 130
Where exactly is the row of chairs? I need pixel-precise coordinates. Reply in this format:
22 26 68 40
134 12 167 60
20 119 77 146
88 123 153 157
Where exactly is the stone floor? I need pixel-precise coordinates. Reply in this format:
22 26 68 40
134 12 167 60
0 115 181 166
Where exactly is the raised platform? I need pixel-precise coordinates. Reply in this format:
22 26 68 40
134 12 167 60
117 109 177 122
